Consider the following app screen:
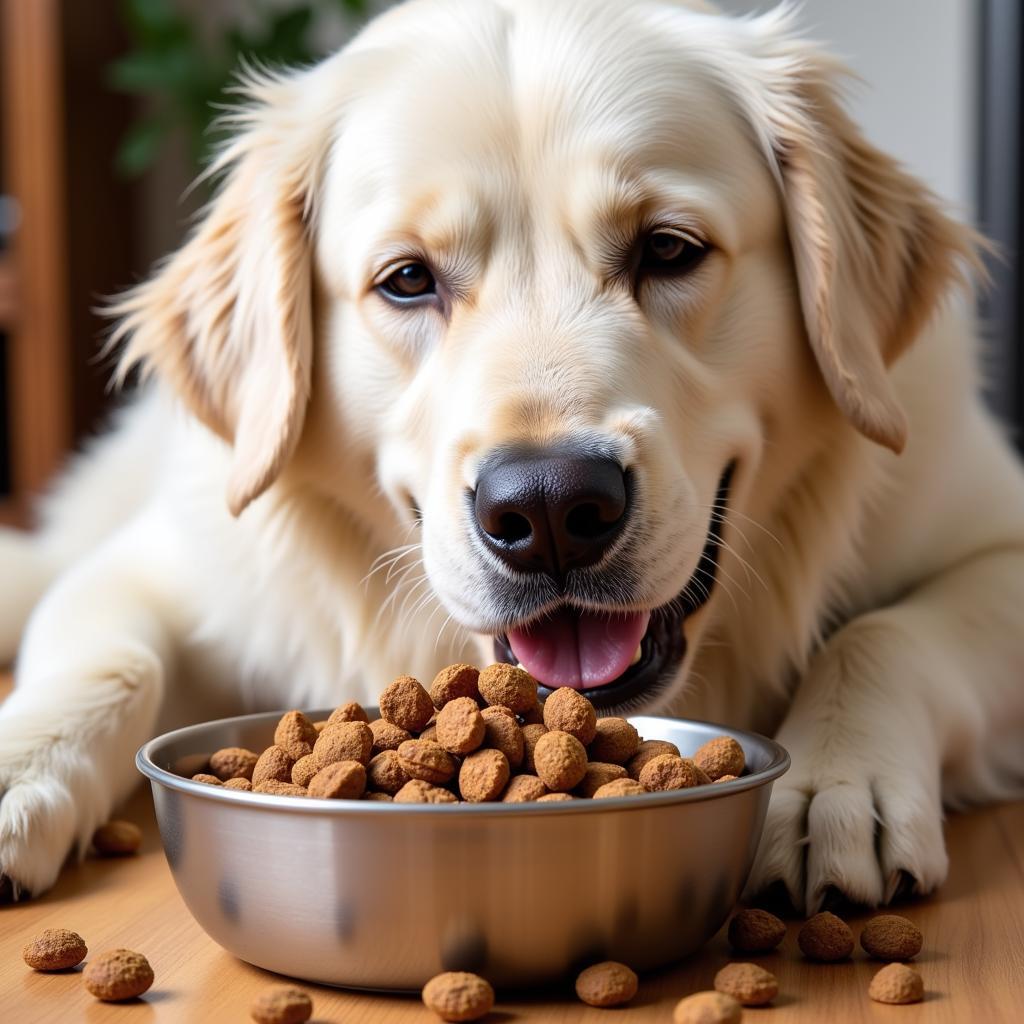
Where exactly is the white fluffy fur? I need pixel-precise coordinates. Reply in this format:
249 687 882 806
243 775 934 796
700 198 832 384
1 0 1022 910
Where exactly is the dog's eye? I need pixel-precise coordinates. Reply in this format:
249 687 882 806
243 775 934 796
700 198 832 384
379 262 437 301
637 229 707 277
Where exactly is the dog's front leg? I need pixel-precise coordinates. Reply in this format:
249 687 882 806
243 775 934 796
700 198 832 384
0 523 181 900
745 545 1024 914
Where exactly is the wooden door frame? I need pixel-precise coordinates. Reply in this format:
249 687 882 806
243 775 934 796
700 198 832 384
0 0 71 526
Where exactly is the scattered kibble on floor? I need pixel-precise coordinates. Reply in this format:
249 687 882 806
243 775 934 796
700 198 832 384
250 985 314 1024
21 928 88 971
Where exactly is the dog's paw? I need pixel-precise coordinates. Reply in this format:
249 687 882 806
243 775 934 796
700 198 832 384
745 763 948 914
0 725 111 900
0 770 82 900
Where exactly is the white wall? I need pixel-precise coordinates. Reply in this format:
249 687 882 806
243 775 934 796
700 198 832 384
719 0 978 217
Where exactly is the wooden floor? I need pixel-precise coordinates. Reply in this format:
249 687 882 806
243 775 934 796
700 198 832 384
1 672 1022 1022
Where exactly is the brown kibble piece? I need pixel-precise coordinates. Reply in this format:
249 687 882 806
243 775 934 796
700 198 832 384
533 730 588 792
82 948 154 1001
713 774 738 784
501 774 549 802
369 717 412 752
308 760 366 799
367 749 410 795
313 721 329 734
327 701 369 726
191 773 223 786
436 697 486 755
422 970 495 1021
92 820 142 856
860 915 923 961
639 754 704 791
482 703 515 719
727 908 786 953
693 735 745 780
543 686 598 745
868 963 924 1004
420 723 439 742
577 762 628 797
252 745 295 786
536 792 574 802
798 911 854 961
430 664 481 708
251 984 314 1023
626 739 681 779
673 991 742 1024
398 739 457 785
291 754 319 788
520 723 548 773
209 746 259 781
379 675 435 731
520 698 545 725
273 710 319 760
477 663 538 713
365 791 393 801
480 706 524 767
714 962 778 1006
224 778 252 791
588 717 640 764
22 928 88 971
394 779 459 804
459 748 510 802
312 721 373 769
593 778 647 798
253 780 308 796
574 961 638 1007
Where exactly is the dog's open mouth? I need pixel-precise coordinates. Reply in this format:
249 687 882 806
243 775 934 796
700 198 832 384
494 463 734 707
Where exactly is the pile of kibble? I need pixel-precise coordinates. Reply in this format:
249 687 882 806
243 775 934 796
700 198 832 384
186 663 747 802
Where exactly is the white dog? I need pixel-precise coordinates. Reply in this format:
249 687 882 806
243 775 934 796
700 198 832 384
2 0 1023 912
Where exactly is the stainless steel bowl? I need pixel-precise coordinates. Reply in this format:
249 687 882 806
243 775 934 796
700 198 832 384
137 711 788 991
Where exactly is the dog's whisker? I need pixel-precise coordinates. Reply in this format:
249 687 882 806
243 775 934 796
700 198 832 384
361 543 422 588
381 567 428 619
697 502 785 552
386 572 429 617
433 612 457 652
384 546 424 586
394 575 435 623
712 536 767 597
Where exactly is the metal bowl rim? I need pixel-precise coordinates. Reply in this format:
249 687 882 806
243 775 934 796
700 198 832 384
137 709 789 816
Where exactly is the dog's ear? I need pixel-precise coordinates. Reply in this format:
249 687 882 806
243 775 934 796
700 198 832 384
732 14 982 452
109 67 333 515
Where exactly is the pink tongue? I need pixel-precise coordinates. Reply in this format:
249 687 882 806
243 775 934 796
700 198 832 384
507 609 651 690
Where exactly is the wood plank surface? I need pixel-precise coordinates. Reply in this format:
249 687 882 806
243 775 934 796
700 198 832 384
1 670 1022 1023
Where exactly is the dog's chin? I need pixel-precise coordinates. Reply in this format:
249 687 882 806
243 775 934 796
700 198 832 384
490 463 734 712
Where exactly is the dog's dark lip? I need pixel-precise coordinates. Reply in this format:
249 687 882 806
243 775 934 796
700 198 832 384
493 462 735 709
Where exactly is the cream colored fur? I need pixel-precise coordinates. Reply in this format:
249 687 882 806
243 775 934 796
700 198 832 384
1 0 1022 912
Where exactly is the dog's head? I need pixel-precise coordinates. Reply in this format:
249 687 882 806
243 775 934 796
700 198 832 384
113 0 977 709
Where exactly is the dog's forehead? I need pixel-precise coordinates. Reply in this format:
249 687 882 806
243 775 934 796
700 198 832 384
327 0 763 228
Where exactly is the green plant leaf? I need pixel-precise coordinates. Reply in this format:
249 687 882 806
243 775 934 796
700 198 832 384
114 114 168 177
331 0 371 14
111 0 374 185
107 46 208 96
121 0 191 47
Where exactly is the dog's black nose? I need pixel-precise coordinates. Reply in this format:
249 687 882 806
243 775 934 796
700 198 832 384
473 448 630 576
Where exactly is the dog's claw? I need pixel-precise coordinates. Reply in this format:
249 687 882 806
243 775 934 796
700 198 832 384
884 868 920 904
0 872 31 905
817 884 860 915
750 879 799 918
